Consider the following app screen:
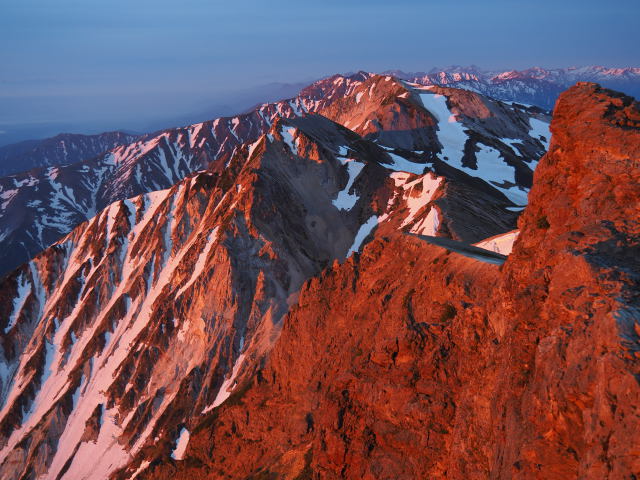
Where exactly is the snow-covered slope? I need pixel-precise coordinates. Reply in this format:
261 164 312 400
0 74 373 278
0 72 550 278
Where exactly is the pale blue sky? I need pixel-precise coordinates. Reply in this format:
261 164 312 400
0 0 638 141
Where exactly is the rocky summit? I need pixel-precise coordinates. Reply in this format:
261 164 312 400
0 78 637 480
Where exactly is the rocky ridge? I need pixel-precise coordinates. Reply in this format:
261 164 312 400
0 88 544 479
0 132 139 178
126 83 640 479
0 73 548 277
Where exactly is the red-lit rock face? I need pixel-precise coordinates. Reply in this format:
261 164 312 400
125 83 640 480
8 77 638 480
0 93 537 479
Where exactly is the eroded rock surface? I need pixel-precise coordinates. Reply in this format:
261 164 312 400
131 84 640 479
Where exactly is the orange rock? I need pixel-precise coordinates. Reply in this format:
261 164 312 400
131 83 640 479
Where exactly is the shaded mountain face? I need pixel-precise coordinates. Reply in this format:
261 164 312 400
117 85 640 479
0 75 352 278
0 74 549 278
0 73 372 278
392 66 640 110
0 74 554 478
0 132 139 177
0 115 388 480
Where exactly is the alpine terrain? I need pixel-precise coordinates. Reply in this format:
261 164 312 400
0 73 637 480
0 72 548 277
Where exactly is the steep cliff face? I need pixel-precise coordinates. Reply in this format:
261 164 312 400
483 82 640 479
132 84 640 479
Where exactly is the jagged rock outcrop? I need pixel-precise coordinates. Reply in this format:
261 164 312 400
130 83 640 479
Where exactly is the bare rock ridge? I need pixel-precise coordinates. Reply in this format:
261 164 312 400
126 84 640 479
0 79 632 479
0 73 548 277
0 73 552 479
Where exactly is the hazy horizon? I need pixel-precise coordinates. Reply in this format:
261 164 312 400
1 0 638 145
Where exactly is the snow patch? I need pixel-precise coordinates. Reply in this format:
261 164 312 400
504 100 535 108
333 160 364 211
176 318 191 343
176 227 219 297
385 152 430 175
20 339 55 426
130 460 151 480
189 123 204 148
281 127 298 155
347 216 378 257
529 118 551 148
337 146 350 157
248 137 263 159
418 92 468 166
5 273 31 334
104 202 121 245
54 407 129 480
171 428 190 460
418 91 529 205
203 354 246 413
475 230 520 255
500 137 524 156
0 189 18 209
398 173 442 229
474 144 529 205
410 208 440 236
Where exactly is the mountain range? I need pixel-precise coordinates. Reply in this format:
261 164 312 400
387 65 640 110
1 65 636 175
2 65 634 163
0 67 637 480
0 132 139 178
0 72 549 278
